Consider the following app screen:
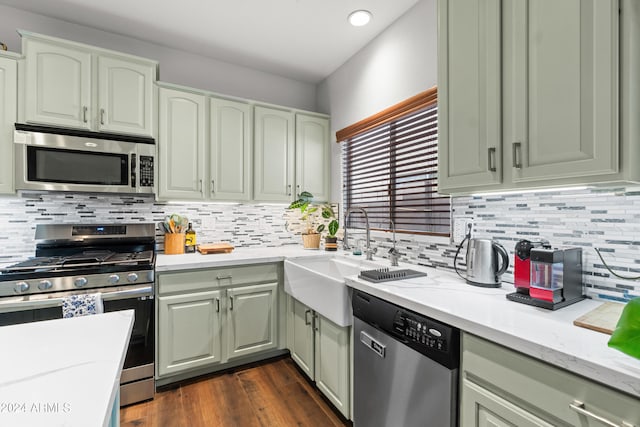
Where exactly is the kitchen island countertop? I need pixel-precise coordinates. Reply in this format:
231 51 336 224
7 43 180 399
0 311 134 427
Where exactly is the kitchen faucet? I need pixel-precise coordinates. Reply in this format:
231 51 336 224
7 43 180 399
389 220 400 266
343 207 376 260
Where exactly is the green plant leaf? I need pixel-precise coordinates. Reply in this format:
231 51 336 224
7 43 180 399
299 191 314 200
321 206 334 219
328 219 339 237
289 199 305 209
299 201 309 213
317 224 325 233
307 207 318 214
608 298 640 360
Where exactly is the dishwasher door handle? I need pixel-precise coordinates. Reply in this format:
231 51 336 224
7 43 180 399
360 330 386 358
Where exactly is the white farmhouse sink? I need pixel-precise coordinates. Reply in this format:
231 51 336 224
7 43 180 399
284 254 385 327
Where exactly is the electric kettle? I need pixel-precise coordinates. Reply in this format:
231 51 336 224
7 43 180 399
454 238 509 287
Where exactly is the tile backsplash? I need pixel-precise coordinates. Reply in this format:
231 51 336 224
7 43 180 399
0 192 300 266
364 186 640 303
1 186 640 303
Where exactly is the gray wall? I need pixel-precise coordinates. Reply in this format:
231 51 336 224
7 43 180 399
0 4 317 111
317 0 438 201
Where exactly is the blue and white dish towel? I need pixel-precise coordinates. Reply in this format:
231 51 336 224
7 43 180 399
62 293 104 318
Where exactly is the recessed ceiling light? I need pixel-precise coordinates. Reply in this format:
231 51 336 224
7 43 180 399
348 10 372 27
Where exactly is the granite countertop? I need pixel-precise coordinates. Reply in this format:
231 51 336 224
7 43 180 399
155 247 640 399
0 311 134 427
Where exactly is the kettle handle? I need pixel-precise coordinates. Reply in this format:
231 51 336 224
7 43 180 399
493 242 510 276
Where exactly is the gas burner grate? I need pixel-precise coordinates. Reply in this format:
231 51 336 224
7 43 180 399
358 268 427 283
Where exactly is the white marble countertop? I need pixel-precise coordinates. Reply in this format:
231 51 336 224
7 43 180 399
345 264 640 399
0 311 134 426
155 247 640 399
156 245 327 271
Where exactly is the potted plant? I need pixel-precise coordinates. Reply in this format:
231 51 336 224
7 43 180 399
324 218 339 251
287 191 337 250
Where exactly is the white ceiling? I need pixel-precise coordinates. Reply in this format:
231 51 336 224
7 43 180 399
0 0 421 83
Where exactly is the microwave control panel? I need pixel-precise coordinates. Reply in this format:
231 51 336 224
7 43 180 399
139 156 154 187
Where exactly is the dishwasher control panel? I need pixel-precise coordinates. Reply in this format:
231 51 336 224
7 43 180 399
352 288 460 369
398 315 448 352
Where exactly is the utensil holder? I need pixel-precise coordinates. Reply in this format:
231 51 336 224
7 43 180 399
164 233 185 254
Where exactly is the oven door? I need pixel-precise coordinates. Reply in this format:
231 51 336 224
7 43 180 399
0 285 155 405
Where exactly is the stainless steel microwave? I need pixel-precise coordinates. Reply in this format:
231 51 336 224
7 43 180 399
14 124 155 195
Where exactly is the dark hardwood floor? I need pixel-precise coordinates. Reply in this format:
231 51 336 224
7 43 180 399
120 357 352 427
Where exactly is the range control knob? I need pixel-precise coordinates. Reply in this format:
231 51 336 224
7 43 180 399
108 274 120 285
74 277 88 288
127 273 139 283
14 281 30 293
38 280 53 291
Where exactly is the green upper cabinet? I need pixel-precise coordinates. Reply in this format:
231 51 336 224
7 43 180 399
210 97 252 201
24 38 92 130
97 55 155 136
0 55 17 194
22 32 157 137
504 0 618 184
295 114 330 202
253 105 295 202
438 0 623 194
438 0 502 191
158 86 207 200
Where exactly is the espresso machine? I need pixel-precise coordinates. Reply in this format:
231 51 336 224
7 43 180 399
507 246 585 310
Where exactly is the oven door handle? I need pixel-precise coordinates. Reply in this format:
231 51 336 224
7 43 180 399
0 285 154 313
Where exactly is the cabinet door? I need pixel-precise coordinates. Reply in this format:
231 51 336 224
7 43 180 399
505 0 618 183
437 0 502 193
210 97 251 200
158 87 206 200
158 290 222 377
0 57 17 194
253 106 294 202
97 56 155 136
24 38 92 129
461 378 554 427
289 297 315 379
314 314 350 418
226 282 278 359
295 114 330 202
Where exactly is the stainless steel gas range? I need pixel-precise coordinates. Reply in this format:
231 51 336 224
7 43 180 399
0 223 156 407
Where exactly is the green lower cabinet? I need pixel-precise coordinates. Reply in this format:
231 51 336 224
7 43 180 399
157 290 222 377
226 282 278 360
461 333 640 427
288 297 350 418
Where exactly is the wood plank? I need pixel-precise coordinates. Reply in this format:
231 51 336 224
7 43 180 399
120 357 351 427
573 302 625 335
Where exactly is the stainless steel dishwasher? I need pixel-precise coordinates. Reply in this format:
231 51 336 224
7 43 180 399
352 289 460 427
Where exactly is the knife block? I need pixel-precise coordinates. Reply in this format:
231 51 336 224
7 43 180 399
164 233 185 254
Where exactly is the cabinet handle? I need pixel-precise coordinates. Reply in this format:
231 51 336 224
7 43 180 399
487 147 497 172
216 275 232 281
215 298 220 313
296 184 301 198
211 180 215 194
83 106 88 123
199 179 203 193
229 296 234 311
304 309 312 326
512 142 522 169
313 313 319 331
287 184 292 196
100 108 105 125
569 400 634 427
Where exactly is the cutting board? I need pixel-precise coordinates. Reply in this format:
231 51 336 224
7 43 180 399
197 243 235 254
573 302 625 335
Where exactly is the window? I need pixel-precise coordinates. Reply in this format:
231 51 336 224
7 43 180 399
338 88 451 236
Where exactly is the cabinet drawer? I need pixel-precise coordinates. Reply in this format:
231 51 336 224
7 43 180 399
462 333 640 426
158 264 279 295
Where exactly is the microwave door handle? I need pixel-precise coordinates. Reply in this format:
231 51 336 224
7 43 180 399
0 285 154 313
131 153 137 189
